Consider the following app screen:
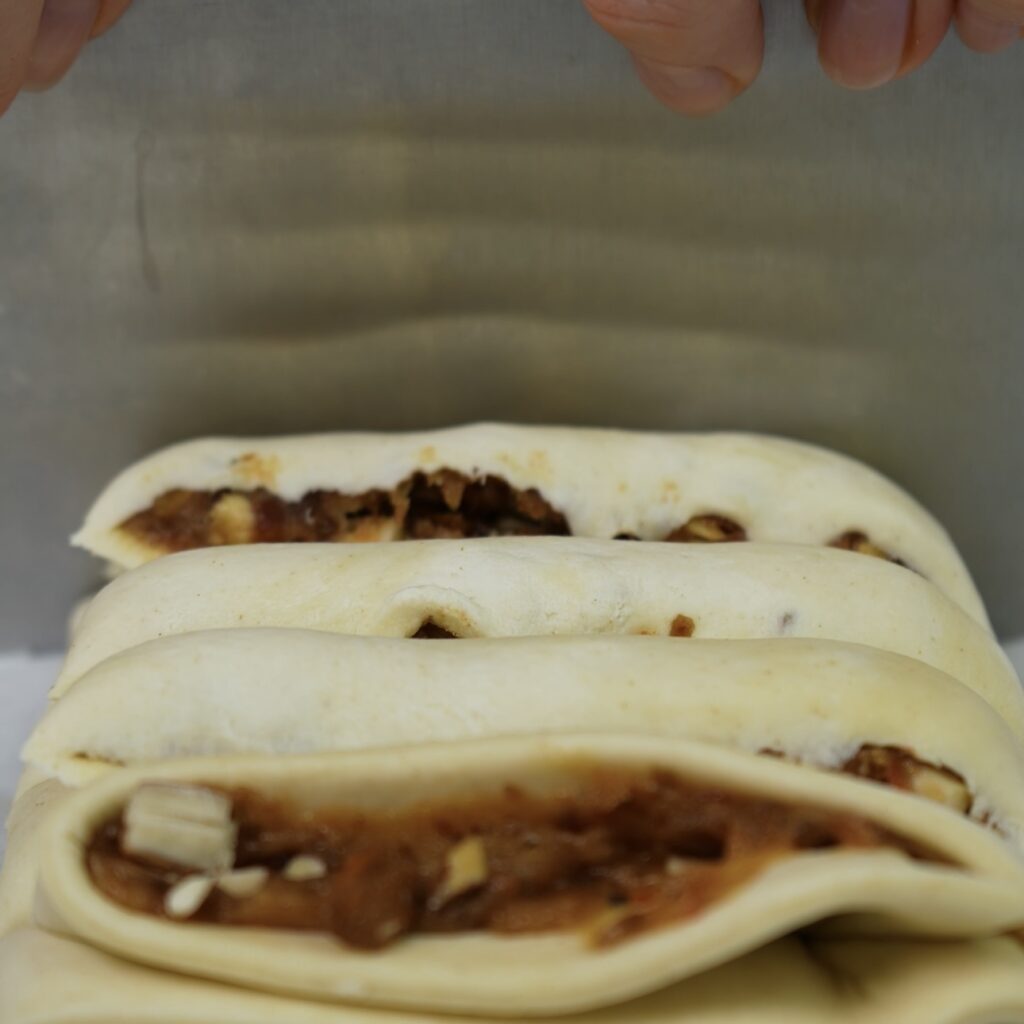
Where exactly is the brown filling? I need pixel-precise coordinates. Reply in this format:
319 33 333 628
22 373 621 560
414 616 698 640
411 620 458 640
758 745 972 817
117 473 909 570
842 745 971 813
87 767 943 953
669 615 696 638
119 470 570 553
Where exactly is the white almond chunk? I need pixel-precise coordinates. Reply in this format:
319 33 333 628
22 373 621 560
123 813 237 874
910 766 972 813
431 836 488 908
125 784 233 827
586 904 632 946
208 493 257 545
347 516 401 543
283 855 327 882
375 918 405 944
683 516 731 542
122 783 237 873
217 867 270 899
437 472 467 511
665 857 687 877
165 875 215 919
851 535 891 560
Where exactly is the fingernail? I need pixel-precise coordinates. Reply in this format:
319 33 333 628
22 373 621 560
25 0 101 90
632 58 739 117
819 0 914 89
957 1 1021 52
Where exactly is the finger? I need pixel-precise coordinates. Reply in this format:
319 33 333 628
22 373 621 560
0 0 45 114
582 0 765 116
898 0 955 77
807 0 954 81
816 0 916 89
91 0 133 39
956 0 1023 51
24 0 101 91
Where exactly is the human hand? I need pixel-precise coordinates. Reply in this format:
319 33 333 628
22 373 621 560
582 0 1023 116
0 0 133 116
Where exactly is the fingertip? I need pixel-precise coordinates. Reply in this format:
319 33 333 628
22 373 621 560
91 0 134 39
583 0 764 115
805 0 825 32
0 0 46 115
24 0 101 91
956 0 1022 52
632 56 743 116
817 0 916 90
897 0 955 78
0 86 19 119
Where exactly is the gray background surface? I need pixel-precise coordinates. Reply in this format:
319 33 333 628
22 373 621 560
1 0 1022 648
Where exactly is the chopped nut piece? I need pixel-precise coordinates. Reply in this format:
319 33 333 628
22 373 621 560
126 784 232 827
122 784 237 873
283 855 328 882
123 816 236 874
208 493 257 546
586 903 633 947
841 745 972 815
435 471 468 512
666 515 747 544
830 530 888 559
217 867 270 899
829 530 907 567
665 856 687 876
908 765 972 814
165 875 215 919
431 836 488 908
374 918 406 944
346 517 402 543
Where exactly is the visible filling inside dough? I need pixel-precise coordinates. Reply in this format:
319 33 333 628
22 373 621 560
117 471 910 568
664 515 748 544
88 767 944 952
411 620 459 639
669 614 696 638
757 744 972 816
829 531 908 568
411 617 698 639
841 745 971 814
118 470 570 551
